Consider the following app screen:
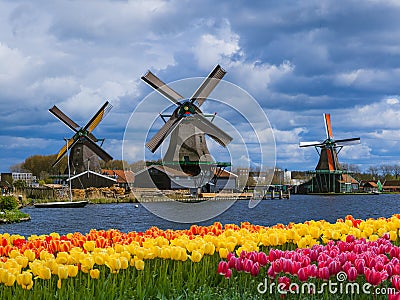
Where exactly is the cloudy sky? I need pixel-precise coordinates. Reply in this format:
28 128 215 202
1 0 400 173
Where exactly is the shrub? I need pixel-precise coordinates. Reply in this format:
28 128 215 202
0 195 19 210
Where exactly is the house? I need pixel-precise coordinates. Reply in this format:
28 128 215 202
101 170 134 190
67 170 117 189
133 165 237 191
338 174 359 193
383 180 400 192
360 181 379 192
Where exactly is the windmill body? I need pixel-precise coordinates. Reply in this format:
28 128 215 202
50 102 113 178
141 65 232 185
299 113 360 193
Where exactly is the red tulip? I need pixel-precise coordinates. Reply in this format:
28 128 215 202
388 292 400 300
267 265 276 279
228 257 237 269
328 260 341 276
306 264 318 278
291 261 301 275
346 235 355 243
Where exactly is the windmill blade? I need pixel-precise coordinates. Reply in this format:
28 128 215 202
324 113 334 139
190 113 232 147
49 105 80 132
335 137 361 146
83 138 113 162
141 71 184 105
190 65 226 107
299 141 325 148
146 115 182 153
83 101 113 133
52 136 80 167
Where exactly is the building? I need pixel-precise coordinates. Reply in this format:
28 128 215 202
101 170 134 190
382 180 400 192
67 171 117 189
133 165 237 191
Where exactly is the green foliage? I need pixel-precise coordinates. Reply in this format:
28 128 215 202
0 195 18 210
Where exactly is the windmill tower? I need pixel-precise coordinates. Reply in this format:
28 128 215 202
49 102 113 175
299 113 360 193
141 65 232 186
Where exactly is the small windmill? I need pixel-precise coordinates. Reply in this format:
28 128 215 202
141 65 232 178
49 101 113 175
300 113 360 171
299 113 360 193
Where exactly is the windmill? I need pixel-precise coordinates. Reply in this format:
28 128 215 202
49 101 113 175
141 65 232 181
299 113 360 193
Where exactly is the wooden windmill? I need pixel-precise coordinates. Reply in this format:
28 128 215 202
49 102 113 175
141 65 232 177
299 113 360 193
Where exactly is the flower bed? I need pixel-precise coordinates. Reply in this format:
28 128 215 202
0 215 400 299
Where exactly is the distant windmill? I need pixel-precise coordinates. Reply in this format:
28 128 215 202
300 113 360 171
49 102 113 174
141 65 232 176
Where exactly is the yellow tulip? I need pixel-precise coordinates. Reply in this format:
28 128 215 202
94 253 105 265
390 230 398 241
80 257 95 273
38 266 51 280
57 265 69 280
68 265 78 277
15 255 29 268
204 242 215 255
90 269 100 279
9 249 20 259
106 257 121 274
160 247 171 259
189 250 202 263
219 247 229 259
56 252 69 264
17 271 33 290
4 272 16 287
120 257 129 270
23 249 36 262
83 241 95 252
134 259 144 271
114 243 125 253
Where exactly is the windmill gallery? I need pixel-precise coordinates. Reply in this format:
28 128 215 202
43 65 366 198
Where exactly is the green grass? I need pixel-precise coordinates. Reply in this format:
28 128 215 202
0 209 30 223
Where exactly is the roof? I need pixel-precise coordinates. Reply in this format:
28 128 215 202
383 180 400 187
338 174 358 184
67 170 117 182
101 169 134 184
215 168 238 178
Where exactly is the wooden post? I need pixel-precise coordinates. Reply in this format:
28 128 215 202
279 190 283 199
271 190 275 199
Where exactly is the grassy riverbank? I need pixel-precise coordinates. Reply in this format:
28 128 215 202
0 196 30 223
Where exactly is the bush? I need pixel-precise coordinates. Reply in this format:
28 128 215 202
0 196 18 210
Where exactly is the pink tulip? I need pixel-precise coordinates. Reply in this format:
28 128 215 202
306 264 318 278
297 267 309 282
391 275 400 291
278 276 290 291
355 258 365 275
328 260 341 276
291 261 301 275
267 265 276 279
346 267 358 282
224 268 232 279
346 235 355 243
250 262 260 277
235 258 243 271
388 292 400 300
243 258 253 273
228 256 237 269
218 261 229 275
318 267 330 280
257 252 268 266
364 267 388 286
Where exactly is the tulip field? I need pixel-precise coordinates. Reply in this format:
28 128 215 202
2 215 400 299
